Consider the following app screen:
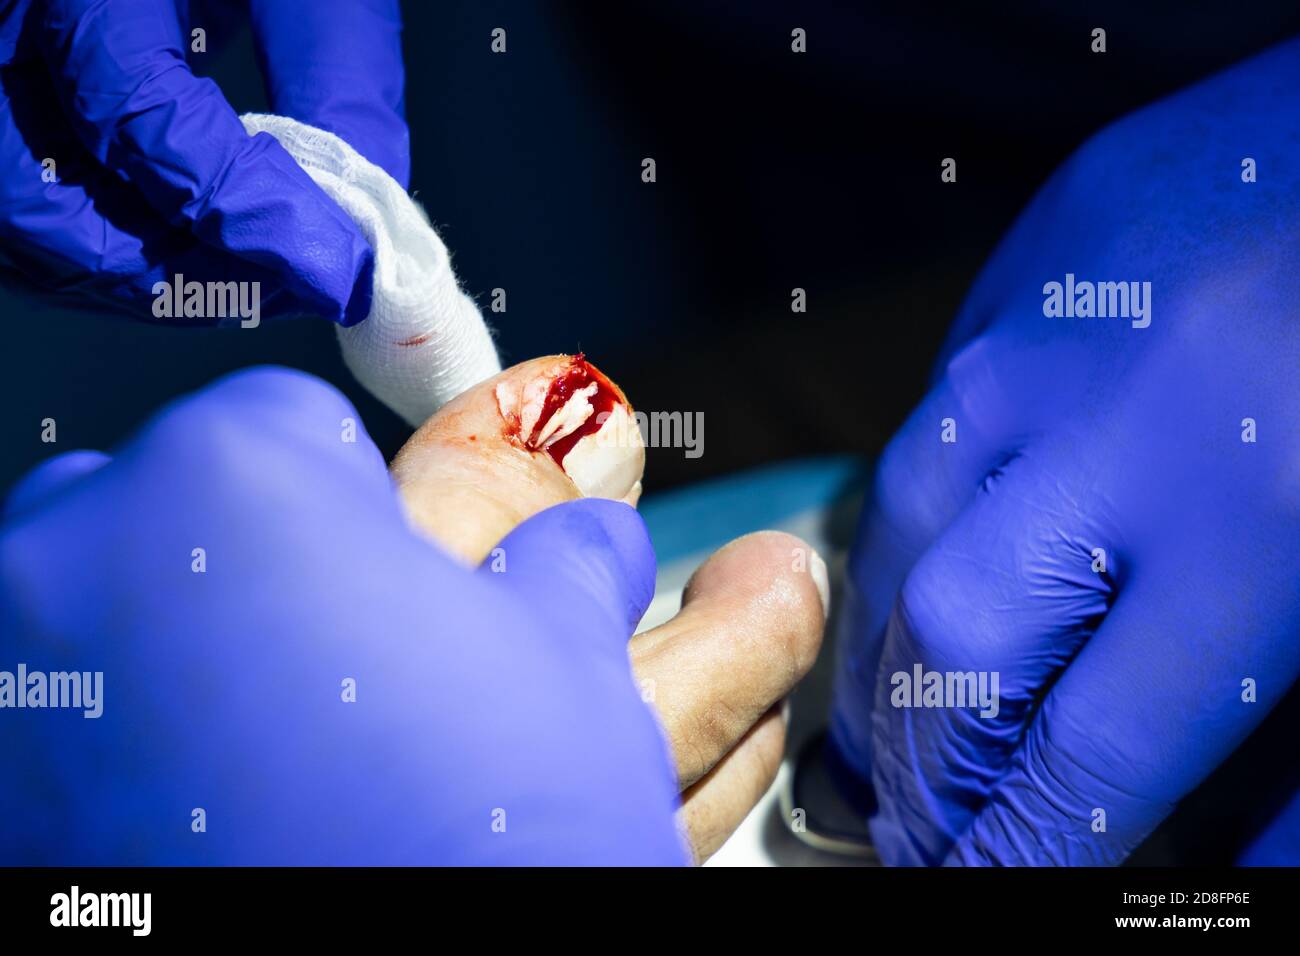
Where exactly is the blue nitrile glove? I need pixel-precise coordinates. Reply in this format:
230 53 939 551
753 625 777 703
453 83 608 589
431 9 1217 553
0 0 409 326
830 38 1300 866
0 367 685 865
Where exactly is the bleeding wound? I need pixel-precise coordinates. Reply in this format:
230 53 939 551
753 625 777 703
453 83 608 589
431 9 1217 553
494 354 643 498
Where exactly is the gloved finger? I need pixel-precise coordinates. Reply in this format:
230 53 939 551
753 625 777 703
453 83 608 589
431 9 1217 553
678 705 786 863
947 551 1300 866
36 0 374 325
630 531 826 790
0 51 349 323
1 367 402 651
478 498 657 651
830 335 1024 785
130 365 394 507
247 0 409 186
2 450 111 521
393 355 641 564
0 58 301 321
869 441 1115 865
0 140 306 322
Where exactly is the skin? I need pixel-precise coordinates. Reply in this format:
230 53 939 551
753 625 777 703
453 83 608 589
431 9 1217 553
392 356 827 862
391 355 642 564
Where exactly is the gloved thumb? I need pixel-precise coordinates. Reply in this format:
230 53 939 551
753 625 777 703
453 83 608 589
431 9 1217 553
480 499 657 649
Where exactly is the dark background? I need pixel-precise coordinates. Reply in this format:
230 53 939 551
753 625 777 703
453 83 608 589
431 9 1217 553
5 1 1300 494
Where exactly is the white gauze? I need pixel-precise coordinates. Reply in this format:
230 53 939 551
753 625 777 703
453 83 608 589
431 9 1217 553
241 113 500 425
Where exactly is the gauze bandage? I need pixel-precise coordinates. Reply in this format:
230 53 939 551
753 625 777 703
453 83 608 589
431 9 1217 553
241 114 501 425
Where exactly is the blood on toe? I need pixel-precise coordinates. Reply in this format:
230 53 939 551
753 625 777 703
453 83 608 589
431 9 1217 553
527 354 622 466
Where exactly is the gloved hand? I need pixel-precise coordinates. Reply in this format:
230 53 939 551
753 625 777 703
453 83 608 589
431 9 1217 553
0 0 408 326
0 367 686 864
830 38 1300 865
